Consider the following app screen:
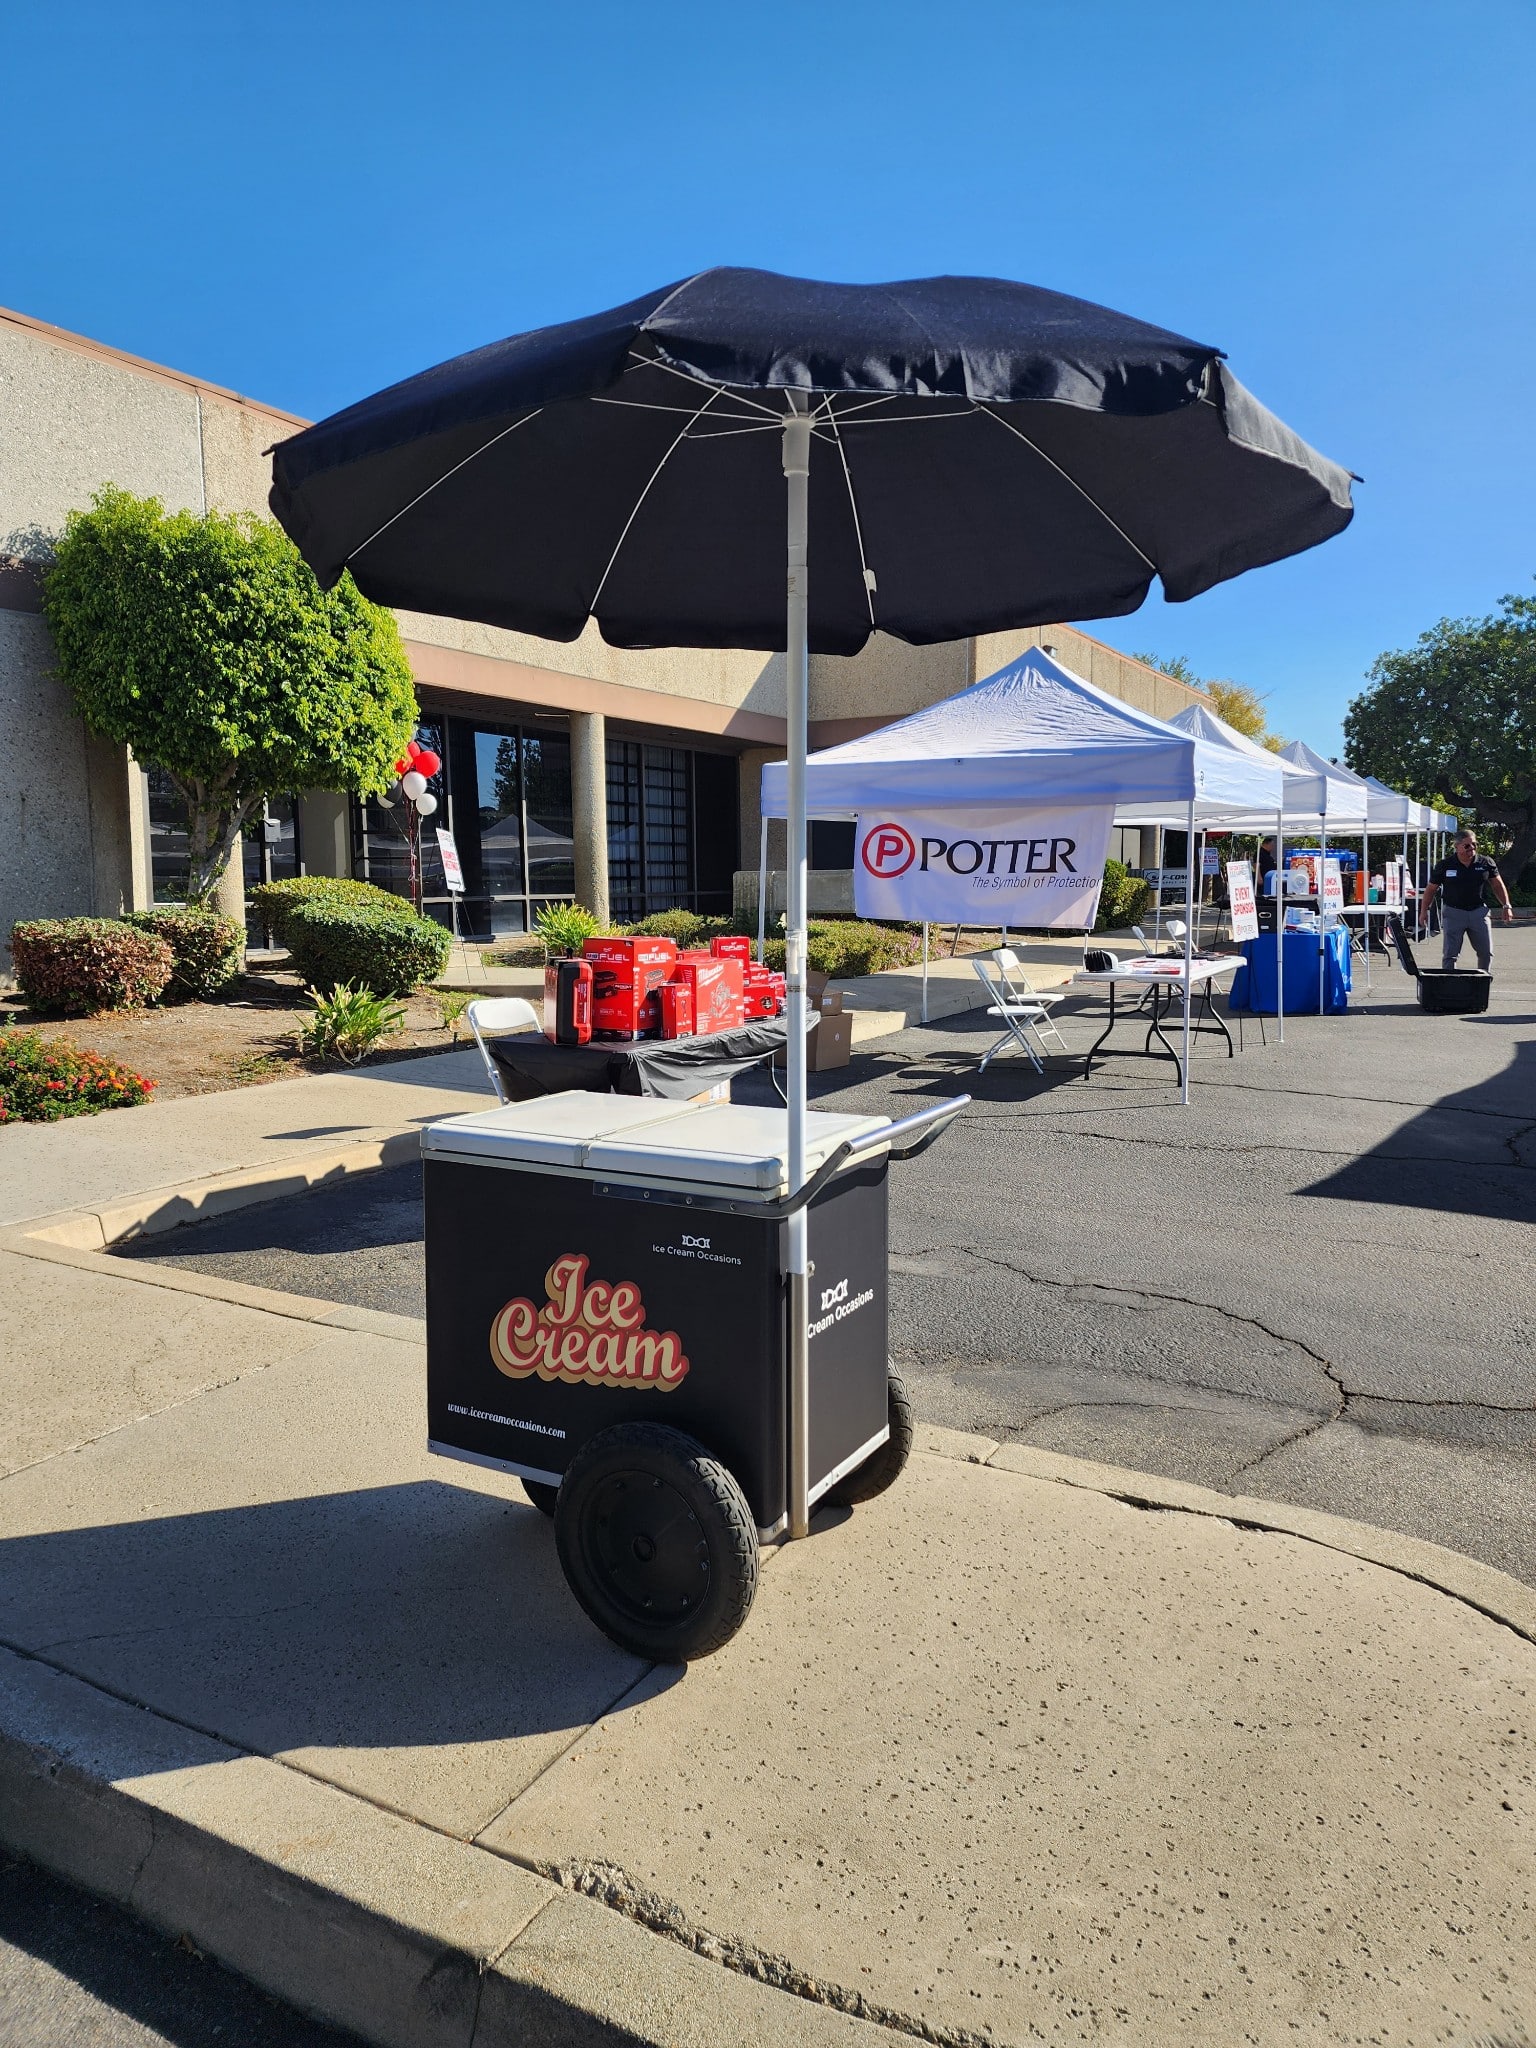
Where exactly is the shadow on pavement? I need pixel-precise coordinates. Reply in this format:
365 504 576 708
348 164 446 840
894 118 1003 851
0 1481 663 1764
0 1851 363 2047
1303 1033 1536 1222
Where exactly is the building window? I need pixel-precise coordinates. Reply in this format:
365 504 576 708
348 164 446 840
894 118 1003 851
146 769 300 945
356 716 574 939
605 740 737 921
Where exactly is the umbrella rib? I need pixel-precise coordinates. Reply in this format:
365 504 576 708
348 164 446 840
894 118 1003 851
345 409 544 566
587 385 725 613
824 407 877 628
978 405 1157 572
622 350 785 419
593 394 774 425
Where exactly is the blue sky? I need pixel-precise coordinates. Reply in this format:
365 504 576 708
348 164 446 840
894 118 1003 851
5 0 1532 755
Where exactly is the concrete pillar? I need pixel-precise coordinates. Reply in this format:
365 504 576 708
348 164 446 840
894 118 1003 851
212 845 247 964
570 711 609 925
296 789 352 877
125 751 154 910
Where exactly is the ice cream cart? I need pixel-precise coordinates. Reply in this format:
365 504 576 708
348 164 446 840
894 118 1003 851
421 1090 965 1659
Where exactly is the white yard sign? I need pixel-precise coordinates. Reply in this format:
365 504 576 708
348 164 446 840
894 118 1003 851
1321 858 1345 914
1226 859 1260 943
436 827 466 894
854 804 1115 928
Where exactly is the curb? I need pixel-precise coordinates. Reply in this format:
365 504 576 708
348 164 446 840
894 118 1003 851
0 1646 895 2048
915 1423 1536 1647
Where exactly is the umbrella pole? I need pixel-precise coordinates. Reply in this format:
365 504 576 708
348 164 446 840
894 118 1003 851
783 395 813 1542
1275 814 1285 1044
756 815 769 965
922 923 929 1024
1181 798 1195 1103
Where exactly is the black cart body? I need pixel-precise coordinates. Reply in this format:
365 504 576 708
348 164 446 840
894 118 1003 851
423 1096 894 1538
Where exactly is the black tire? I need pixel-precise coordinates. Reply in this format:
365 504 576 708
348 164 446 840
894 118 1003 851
829 1361 914 1505
523 1479 559 1519
554 1423 759 1662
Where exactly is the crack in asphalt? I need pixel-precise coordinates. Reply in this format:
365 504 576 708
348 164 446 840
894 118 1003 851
893 1244 1536 1439
537 1858 1004 2047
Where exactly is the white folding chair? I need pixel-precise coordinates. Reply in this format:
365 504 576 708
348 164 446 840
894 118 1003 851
992 948 1072 1054
466 996 540 1102
970 955 1062 1074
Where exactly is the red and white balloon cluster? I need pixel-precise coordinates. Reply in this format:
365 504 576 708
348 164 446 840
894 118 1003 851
391 737 441 816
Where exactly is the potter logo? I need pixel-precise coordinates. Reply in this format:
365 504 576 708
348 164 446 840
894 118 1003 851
489 1254 689 1390
861 823 916 878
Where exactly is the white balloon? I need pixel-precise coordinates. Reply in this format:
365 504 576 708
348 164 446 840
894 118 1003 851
414 792 438 816
401 770 427 799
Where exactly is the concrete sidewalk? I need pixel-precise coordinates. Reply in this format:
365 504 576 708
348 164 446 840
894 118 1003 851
2 1174 1533 2042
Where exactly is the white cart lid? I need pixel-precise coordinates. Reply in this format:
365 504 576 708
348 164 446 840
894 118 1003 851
584 1103 890 1194
420 1094 689 1169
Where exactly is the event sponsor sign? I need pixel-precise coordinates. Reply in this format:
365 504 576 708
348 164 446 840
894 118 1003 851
1321 858 1345 914
1226 859 1260 943
854 804 1114 928
1202 844 1223 877
436 827 465 894
1384 860 1404 909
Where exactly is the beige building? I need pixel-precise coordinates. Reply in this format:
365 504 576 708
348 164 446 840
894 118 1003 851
0 302 1204 957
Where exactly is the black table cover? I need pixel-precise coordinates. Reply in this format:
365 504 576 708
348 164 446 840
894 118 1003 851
486 1019 798 1101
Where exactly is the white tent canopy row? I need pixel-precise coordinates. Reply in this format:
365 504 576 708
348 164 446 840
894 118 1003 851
760 648 1290 1100
758 648 1443 1079
759 648 1288 821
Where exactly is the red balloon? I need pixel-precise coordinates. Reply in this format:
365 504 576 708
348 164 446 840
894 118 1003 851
406 739 423 760
414 749 441 778
394 757 410 775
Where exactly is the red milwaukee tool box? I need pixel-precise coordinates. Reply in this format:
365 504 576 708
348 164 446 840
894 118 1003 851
582 936 677 1040
656 981 695 1039
670 954 746 1034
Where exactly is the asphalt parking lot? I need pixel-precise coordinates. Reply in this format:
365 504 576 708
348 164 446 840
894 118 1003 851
122 928 1536 1582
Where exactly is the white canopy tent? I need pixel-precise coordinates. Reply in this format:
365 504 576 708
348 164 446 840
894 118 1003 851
1117 702 1323 1033
759 649 1285 1099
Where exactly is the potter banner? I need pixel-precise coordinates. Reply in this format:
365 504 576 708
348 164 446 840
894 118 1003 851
853 804 1115 928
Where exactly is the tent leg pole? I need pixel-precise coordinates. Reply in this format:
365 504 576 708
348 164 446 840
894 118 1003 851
1363 827 1371 989
1276 817 1285 1044
1327 802 1335 1019
756 815 769 965
783 396 813 1544
1181 798 1194 1103
922 922 929 1024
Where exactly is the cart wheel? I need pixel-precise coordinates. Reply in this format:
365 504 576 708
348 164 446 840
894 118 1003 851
554 1423 758 1662
830 1361 914 1505
523 1480 559 1519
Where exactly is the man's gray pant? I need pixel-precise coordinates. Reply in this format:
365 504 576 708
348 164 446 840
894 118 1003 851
1442 903 1492 971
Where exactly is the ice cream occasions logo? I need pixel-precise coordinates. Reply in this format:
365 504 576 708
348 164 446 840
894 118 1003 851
489 1254 689 1390
854 802 1114 928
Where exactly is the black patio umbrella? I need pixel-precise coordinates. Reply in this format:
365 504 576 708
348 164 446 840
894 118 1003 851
268 266 1355 1536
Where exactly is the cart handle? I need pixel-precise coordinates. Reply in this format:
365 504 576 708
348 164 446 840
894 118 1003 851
593 1094 971 1222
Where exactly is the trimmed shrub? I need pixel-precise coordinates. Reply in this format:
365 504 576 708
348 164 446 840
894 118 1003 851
1094 859 1155 933
283 899 452 996
0 1031 155 1121
624 910 734 946
249 875 404 948
756 918 922 979
124 908 243 1000
9 919 173 1015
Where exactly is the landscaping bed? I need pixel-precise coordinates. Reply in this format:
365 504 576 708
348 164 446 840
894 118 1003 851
0 972 469 1105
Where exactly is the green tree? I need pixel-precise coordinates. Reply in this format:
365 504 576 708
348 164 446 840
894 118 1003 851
1133 650 1200 686
43 487 417 904
1134 653 1284 751
1344 589 1536 884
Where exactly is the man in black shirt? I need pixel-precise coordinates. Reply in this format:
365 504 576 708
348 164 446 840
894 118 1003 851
1418 829 1514 971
